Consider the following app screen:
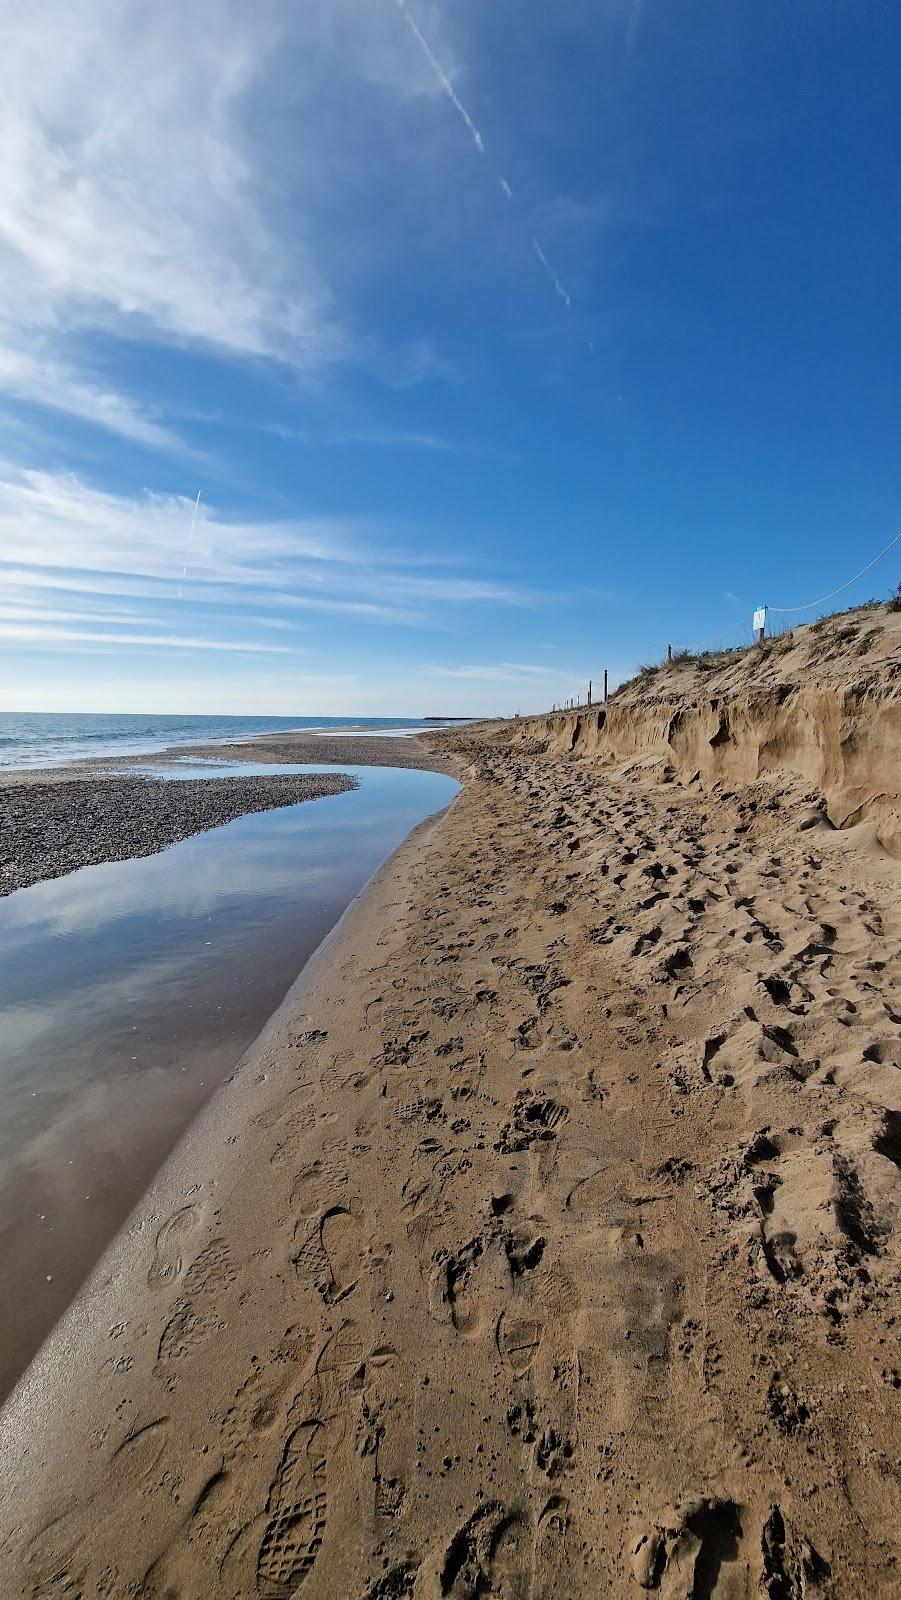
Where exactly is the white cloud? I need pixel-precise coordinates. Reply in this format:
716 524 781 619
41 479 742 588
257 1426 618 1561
0 464 540 655
431 661 582 683
0 342 185 453
0 0 465 446
0 2 331 360
0 600 151 626
0 623 294 653
0 465 357 586
385 576 537 606
265 424 457 454
0 0 596 453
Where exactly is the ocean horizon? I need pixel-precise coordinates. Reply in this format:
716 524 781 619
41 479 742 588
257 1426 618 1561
0 711 432 771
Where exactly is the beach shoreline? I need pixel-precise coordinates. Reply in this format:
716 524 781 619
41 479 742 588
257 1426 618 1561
0 726 458 790
2 687 899 1593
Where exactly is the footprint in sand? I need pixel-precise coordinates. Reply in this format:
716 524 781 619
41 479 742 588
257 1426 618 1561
111 1417 171 1486
249 1322 367 1597
533 1494 580 1592
497 1308 544 1376
291 1157 348 1218
294 1202 365 1304
256 1422 327 1599
628 1497 792 1599
321 1204 365 1301
355 1345 417 1521
431 1234 513 1338
424 1502 532 1599
147 1203 202 1290
156 1237 238 1366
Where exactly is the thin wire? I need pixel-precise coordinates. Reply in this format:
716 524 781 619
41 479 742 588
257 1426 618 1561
767 527 901 614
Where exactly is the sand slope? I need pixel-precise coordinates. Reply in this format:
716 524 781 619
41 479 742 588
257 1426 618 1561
1 618 900 1597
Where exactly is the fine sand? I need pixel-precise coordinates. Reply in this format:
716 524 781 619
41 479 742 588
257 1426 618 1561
1 612 900 1597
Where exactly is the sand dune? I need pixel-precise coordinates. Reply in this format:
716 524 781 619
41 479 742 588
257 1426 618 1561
1 605 899 1597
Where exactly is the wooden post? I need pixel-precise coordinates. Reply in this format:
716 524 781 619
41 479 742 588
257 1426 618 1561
667 643 672 663
588 680 592 706
603 670 608 703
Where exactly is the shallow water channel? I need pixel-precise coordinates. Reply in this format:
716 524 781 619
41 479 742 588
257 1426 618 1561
0 761 457 1399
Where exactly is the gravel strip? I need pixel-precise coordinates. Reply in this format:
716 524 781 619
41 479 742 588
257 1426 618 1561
0 772 358 897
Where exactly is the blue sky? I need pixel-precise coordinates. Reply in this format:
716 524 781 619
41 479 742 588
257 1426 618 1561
1 0 899 715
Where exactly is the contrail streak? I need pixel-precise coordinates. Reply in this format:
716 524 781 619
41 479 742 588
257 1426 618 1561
395 0 484 153
531 237 571 308
393 2 575 316
179 488 202 597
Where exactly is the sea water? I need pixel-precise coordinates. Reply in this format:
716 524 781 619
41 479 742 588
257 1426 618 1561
0 711 432 770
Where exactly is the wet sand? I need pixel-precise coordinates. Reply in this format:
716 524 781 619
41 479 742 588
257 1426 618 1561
2 709 899 1595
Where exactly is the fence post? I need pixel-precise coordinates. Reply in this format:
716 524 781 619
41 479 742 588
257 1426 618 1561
603 670 608 703
588 680 592 706
667 643 672 663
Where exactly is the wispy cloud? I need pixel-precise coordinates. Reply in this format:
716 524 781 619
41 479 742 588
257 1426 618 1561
1 0 469 452
430 661 581 683
0 600 153 627
0 343 187 454
0 464 542 658
0 623 296 653
0 3 335 355
0 2 333 451
625 0 644 55
264 424 456 453
1 0 589 459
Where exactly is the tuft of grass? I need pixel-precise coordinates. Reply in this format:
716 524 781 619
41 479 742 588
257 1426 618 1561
888 583 901 613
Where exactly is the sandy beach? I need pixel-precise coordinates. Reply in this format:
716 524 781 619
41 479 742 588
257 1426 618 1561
1 607 900 1597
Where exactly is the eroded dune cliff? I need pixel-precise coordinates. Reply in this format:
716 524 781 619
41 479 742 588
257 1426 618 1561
507 604 901 852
